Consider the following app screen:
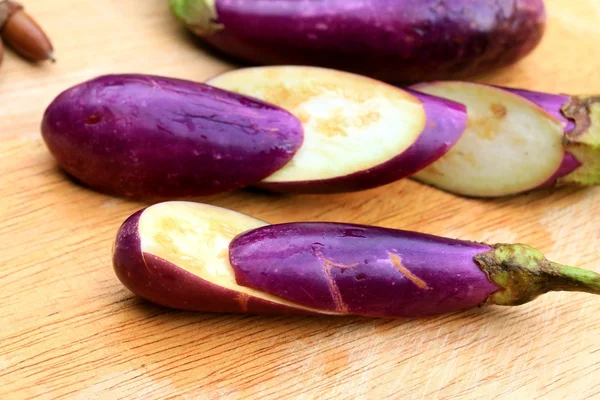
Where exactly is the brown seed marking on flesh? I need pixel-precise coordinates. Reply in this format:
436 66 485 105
490 103 507 119
469 102 511 141
262 83 323 111
315 112 349 137
296 109 312 124
449 150 477 166
256 78 386 138
389 253 430 290
462 151 477 166
153 229 176 255
341 87 374 104
353 110 381 128
155 217 230 247
217 248 229 262
236 293 249 312
314 108 381 138
424 164 444 177
469 116 498 141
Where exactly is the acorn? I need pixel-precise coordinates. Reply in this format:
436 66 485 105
0 1 54 62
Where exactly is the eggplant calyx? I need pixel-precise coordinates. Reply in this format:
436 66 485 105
560 95 600 185
170 0 223 36
475 244 600 306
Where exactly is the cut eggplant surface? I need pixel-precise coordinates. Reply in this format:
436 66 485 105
207 66 466 193
113 202 335 315
410 81 567 197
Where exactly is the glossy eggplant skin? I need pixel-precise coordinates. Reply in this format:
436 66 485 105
229 223 500 318
41 74 303 199
180 0 546 83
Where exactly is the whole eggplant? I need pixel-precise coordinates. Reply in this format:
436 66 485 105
229 222 600 318
112 202 600 318
170 0 546 83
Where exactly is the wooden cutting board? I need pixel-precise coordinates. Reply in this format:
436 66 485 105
2 0 599 398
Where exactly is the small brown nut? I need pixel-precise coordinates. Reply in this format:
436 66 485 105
0 1 54 62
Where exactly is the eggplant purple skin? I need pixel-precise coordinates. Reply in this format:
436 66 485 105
257 90 467 194
229 223 500 318
41 74 303 199
112 210 316 315
203 0 546 83
501 87 575 131
499 87 582 187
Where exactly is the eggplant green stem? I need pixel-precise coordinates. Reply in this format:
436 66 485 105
547 261 600 294
475 244 600 306
169 0 223 36
560 96 600 185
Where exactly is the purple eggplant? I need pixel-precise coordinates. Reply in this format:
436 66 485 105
113 202 600 318
41 71 600 200
410 81 600 197
169 0 546 83
229 222 600 318
41 74 303 199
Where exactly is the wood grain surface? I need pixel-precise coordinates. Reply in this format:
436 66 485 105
2 1 600 399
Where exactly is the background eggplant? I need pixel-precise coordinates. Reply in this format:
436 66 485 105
41 74 303 198
169 0 546 83
113 201 600 318
411 81 600 197
207 66 467 193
